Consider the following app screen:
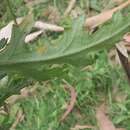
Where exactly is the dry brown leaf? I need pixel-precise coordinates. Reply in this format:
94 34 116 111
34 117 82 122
6 86 37 106
96 103 116 130
64 0 76 17
6 95 23 106
60 82 77 122
108 40 130 66
85 0 130 29
123 41 130 52
116 42 130 84
108 48 120 65
96 103 126 130
20 86 37 97
123 33 130 43
71 124 95 130
116 42 128 58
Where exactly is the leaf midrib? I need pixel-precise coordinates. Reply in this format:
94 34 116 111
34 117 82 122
0 19 130 66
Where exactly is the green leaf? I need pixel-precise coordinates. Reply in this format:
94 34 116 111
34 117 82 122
0 38 7 50
0 13 130 80
0 75 27 106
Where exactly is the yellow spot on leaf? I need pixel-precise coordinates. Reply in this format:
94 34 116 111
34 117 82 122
36 46 47 55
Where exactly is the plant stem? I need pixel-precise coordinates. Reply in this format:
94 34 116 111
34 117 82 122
6 0 17 25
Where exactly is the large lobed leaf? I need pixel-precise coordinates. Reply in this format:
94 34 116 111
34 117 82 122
0 13 130 80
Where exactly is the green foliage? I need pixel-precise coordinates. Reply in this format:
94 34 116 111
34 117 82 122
0 13 130 81
1 52 130 130
0 0 6 17
0 75 27 106
1 1 130 130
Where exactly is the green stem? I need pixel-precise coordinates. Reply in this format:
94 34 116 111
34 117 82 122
6 0 17 25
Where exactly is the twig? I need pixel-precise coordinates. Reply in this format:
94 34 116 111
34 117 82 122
64 0 76 17
10 108 24 130
60 80 77 122
71 124 95 130
24 0 47 7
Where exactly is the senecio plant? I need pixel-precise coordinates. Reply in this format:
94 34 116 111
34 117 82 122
0 0 130 106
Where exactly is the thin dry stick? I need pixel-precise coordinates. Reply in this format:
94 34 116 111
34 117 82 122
71 124 95 130
10 109 24 130
85 0 130 29
24 0 45 7
64 0 76 17
60 80 77 122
